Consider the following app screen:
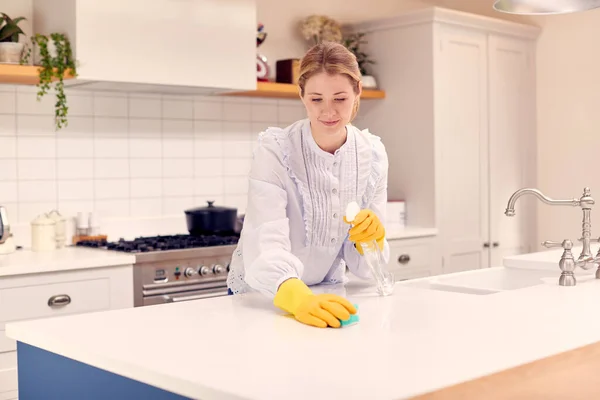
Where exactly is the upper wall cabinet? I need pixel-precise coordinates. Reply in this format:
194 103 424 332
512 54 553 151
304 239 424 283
32 0 257 94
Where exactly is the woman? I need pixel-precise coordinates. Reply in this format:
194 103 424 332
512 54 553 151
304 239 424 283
227 41 390 329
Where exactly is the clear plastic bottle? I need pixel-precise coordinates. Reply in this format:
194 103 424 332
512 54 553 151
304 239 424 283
345 202 395 296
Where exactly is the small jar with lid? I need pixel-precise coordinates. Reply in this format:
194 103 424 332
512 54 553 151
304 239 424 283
31 214 56 252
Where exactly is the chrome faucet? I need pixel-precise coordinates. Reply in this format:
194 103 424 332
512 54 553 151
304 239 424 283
505 187 598 286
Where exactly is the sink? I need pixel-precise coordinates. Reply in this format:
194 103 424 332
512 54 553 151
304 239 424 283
404 267 556 295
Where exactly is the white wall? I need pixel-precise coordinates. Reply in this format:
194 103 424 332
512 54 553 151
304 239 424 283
256 0 543 80
535 9 600 249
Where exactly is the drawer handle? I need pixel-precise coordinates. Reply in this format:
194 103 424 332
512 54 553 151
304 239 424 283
398 254 410 264
48 294 71 307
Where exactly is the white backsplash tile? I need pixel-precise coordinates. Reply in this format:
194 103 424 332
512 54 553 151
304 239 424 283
57 159 94 179
94 159 130 179
0 137 17 158
18 159 56 180
0 114 16 135
0 181 18 202
0 91 16 114
17 136 56 158
18 180 56 202
0 88 312 242
0 160 17 180
17 91 55 115
163 99 193 120
94 95 128 118
17 115 54 135
129 97 162 119
57 137 94 159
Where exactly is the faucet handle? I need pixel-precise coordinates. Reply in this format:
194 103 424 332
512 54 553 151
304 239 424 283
542 239 573 250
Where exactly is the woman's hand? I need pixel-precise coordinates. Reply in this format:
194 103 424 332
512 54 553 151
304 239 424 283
273 278 357 328
344 209 385 253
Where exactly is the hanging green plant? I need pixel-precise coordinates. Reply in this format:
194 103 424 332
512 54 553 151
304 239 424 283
30 33 77 131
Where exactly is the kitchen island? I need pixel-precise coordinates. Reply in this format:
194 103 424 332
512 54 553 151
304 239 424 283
7 255 600 399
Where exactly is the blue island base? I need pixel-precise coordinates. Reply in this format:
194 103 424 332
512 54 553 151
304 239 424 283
17 342 192 400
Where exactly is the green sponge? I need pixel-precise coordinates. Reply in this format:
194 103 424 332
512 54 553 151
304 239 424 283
340 304 360 327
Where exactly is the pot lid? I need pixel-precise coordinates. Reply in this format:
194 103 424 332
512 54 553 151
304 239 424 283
47 209 65 222
185 200 237 213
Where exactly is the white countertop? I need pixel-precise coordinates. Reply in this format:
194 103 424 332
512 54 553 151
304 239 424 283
8 266 600 399
385 225 437 240
0 246 136 277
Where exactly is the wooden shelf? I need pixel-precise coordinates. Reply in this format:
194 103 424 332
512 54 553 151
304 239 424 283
0 64 75 85
223 81 386 100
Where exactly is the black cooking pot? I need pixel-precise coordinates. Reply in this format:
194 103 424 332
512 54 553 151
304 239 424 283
184 201 238 236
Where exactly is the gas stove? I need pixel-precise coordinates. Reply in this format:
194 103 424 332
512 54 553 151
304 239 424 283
77 234 239 307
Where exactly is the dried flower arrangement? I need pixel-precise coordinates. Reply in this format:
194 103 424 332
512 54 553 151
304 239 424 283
300 15 342 45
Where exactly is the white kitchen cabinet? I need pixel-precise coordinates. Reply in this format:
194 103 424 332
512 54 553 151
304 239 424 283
32 0 257 94
387 236 441 281
353 7 539 274
0 264 133 400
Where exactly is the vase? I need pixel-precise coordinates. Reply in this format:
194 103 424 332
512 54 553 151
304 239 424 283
361 75 378 89
0 42 25 64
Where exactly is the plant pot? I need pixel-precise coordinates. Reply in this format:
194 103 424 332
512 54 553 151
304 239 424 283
33 39 57 66
0 42 24 64
361 75 378 89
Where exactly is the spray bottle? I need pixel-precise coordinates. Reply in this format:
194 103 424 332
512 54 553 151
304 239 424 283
345 201 395 296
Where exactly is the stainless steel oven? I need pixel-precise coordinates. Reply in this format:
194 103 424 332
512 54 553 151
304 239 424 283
77 234 238 307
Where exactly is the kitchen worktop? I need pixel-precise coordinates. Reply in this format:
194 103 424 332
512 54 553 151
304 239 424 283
385 225 437 240
8 260 600 399
0 246 135 277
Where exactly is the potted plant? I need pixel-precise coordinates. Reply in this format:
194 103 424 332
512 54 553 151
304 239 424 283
27 33 77 131
343 32 378 89
0 13 26 64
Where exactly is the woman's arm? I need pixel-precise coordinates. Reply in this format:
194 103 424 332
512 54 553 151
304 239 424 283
241 136 305 297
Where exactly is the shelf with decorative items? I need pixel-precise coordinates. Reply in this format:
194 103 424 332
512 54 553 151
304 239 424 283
224 19 385 101
222 81 385 99
0 13 78 131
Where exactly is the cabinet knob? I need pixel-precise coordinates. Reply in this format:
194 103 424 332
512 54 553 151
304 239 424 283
48 294 71 307
398 254 410 264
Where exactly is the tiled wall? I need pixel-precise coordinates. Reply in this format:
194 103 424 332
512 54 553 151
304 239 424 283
0 84 308 228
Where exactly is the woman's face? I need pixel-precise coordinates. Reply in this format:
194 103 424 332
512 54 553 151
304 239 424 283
301 72 360 134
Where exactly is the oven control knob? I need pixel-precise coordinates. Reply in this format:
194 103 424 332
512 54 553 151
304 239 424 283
199 265 212 276
213 264 225 274
184 267 196 278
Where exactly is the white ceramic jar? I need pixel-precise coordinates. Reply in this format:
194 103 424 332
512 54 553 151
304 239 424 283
48 210 67 248
31 214 56 252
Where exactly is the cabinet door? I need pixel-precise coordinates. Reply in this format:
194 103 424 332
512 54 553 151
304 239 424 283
436 26 490 273
488 35 536 267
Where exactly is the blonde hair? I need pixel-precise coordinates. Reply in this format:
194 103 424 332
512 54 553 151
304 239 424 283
298 41 362 121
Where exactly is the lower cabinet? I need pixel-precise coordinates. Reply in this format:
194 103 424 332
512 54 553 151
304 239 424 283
387 236 441 281
0 265 133 400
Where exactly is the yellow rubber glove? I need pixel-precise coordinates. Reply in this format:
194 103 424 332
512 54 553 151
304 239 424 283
344 208 385 255
273 278 357 328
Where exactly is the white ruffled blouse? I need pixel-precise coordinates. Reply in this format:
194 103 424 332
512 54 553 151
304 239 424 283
226 118 390 297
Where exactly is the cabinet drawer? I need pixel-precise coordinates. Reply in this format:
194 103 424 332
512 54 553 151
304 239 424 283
0 331 15 354
389 241 431 270
0 351 17 393
0 278 110 327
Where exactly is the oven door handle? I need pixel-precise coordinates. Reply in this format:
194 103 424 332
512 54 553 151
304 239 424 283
165 290 228 303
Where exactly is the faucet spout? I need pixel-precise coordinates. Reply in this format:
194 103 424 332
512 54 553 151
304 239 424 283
505 188 581 217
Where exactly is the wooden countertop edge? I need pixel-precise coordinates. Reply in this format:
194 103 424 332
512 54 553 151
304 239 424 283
411 340 600 399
